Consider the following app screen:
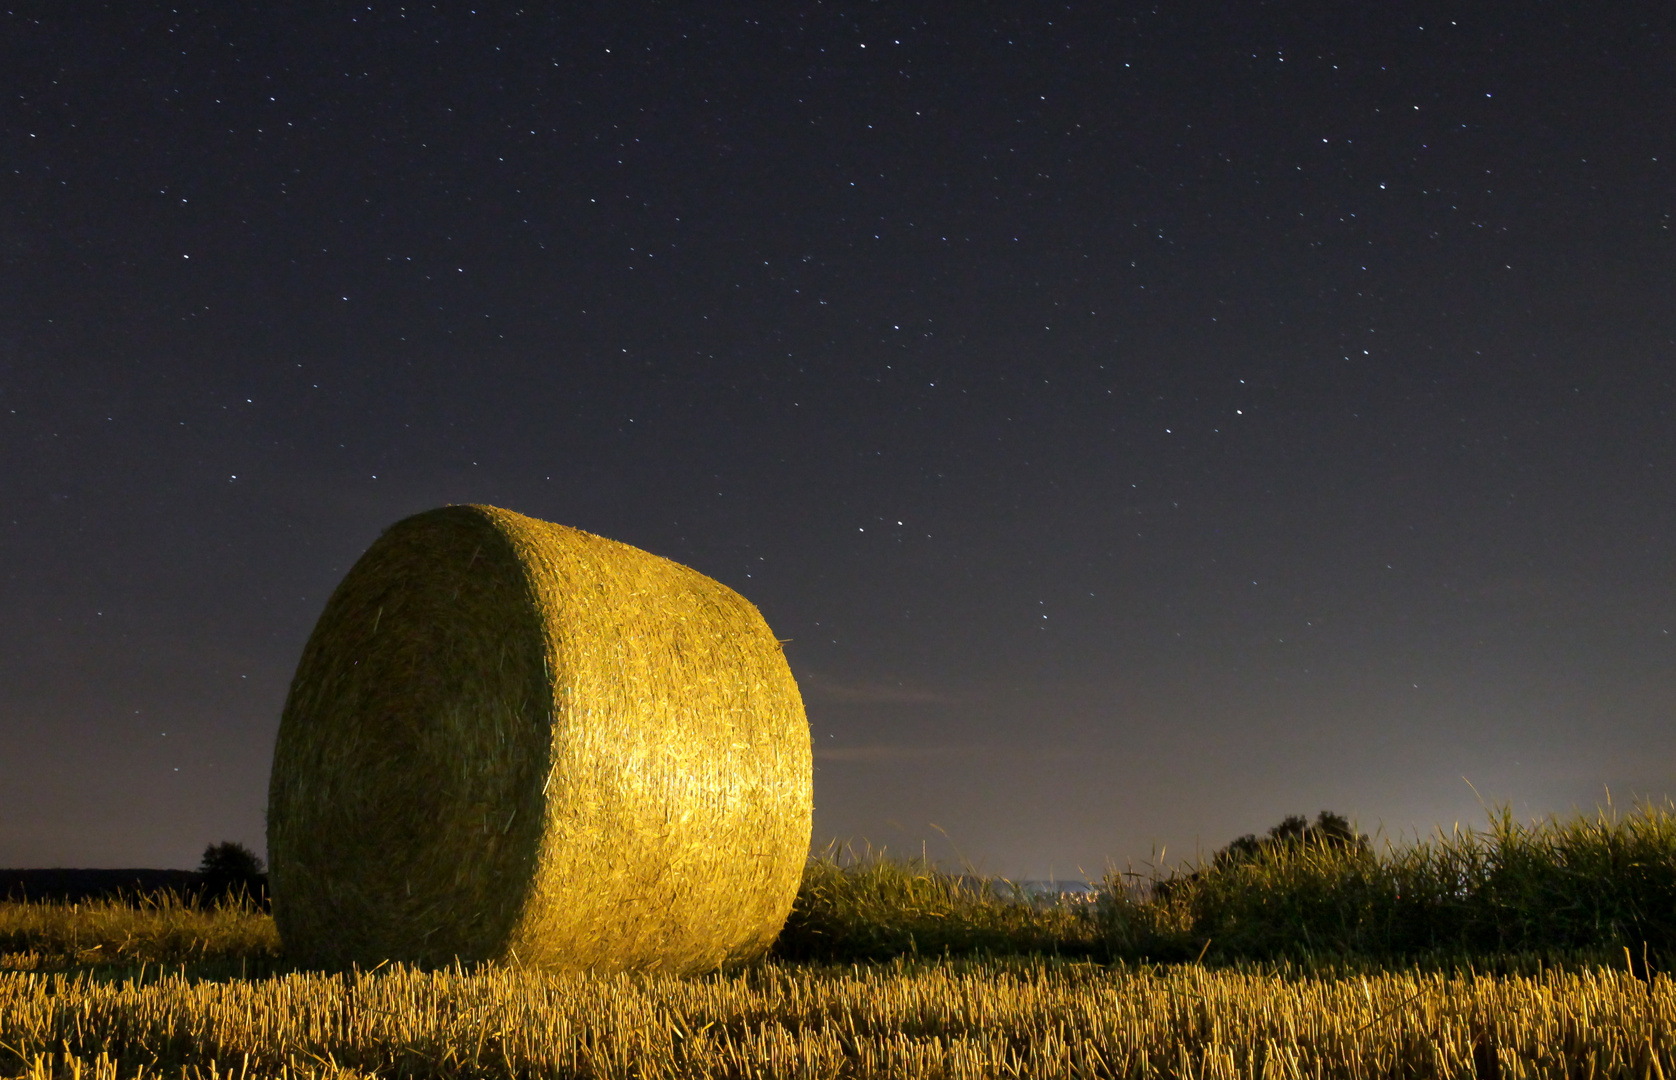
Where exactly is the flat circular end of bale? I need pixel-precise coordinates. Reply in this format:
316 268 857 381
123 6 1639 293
267 505 812 972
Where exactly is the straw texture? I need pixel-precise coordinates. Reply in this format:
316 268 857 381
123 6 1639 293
267 505 811 973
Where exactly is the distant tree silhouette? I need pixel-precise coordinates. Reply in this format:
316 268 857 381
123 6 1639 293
198 841 266 903
1212 810 1369 869
1154 811 1370 902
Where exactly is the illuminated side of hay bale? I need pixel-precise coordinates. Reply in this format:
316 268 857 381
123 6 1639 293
266 504 812 973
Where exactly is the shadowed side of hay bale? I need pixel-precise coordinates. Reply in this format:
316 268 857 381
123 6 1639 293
268 507 550 968
268 504 812 973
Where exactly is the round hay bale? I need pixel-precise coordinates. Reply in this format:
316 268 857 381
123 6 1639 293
266 504 812 973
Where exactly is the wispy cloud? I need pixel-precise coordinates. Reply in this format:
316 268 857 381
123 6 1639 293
798 672 969 705
815 744 990 763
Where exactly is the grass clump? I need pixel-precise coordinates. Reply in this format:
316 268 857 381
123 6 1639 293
0 890 279 973
1114 800 1676 965
772 845 1102 961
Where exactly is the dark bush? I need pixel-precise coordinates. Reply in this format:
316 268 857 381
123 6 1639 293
197 841 267 905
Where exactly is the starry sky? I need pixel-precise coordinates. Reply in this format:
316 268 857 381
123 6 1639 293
3 4 1673 880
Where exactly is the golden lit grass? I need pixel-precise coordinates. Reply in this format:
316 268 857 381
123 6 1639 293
6 803 1675 1074
3 956 1674 1078
0 892 278 973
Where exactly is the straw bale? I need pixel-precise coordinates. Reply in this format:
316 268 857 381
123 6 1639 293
266 504 811 972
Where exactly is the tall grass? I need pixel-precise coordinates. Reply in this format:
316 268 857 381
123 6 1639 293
772 802 1676 967
0 890 278 973
9 803 1669 974
1106 799 1676 964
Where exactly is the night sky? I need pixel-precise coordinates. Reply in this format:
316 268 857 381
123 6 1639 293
4 4 1673 880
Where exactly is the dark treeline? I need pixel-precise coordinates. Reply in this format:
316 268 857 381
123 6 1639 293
0 842 267 907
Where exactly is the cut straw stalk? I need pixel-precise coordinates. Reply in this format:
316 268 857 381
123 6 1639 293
268 505 811 973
